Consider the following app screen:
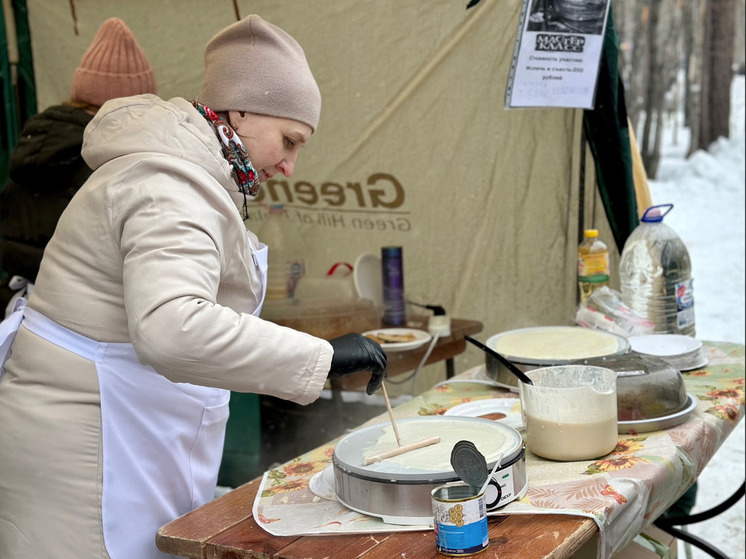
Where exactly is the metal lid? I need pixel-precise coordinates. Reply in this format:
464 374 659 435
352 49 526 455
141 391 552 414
450 440 488 489
574 351 689 421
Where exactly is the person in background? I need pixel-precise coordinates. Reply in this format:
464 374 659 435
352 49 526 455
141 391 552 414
0 17 158 316
0 14 386 559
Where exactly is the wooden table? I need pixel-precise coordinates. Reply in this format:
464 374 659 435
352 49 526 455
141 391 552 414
158 315 599 559
158 340 744 559
329 318 484 390
156 478 597 559
157 318 602 559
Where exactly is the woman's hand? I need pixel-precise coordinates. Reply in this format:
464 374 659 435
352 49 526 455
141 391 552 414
327 333 387 395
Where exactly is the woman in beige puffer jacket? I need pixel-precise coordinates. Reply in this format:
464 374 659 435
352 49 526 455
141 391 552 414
0 15 386 559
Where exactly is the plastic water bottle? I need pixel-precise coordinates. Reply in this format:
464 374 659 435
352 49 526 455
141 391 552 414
577 229 610 304
257 204 306 301
619 204 695 336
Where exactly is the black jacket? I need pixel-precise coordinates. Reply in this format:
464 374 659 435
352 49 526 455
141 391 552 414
0 104 94 304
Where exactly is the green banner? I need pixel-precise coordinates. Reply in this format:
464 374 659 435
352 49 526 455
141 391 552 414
583 5 639 253
1 0 37 187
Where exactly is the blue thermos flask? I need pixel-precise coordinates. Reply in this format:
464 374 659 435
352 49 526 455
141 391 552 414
381 246 406 326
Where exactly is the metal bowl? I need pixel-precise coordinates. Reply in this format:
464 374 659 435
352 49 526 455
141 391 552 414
484 326 630 389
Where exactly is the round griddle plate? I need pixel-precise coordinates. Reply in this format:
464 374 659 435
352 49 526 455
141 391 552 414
333 416 523 482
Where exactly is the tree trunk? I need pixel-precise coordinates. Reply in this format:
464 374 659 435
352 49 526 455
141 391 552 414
681 0 694 127
698 0 735 148
628 0 649 132
686 0 707 155
648 87 666 178
641 0 682 177
663 1 683 146
640 0 662 174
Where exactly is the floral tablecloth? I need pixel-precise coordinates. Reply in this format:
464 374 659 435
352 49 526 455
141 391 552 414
253 341 744 559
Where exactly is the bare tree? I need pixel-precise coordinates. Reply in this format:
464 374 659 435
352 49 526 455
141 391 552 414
639 1 661 174
608 0 742 170
697 0 736 149
637 0 681 177
684 0 707 155
623 0 649 129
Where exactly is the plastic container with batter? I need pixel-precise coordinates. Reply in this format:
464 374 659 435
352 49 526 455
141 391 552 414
519 365 618 461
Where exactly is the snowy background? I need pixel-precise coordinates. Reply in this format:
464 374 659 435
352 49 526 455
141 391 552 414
646 74 744 559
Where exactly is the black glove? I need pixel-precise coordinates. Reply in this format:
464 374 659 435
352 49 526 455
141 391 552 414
327 333 388 395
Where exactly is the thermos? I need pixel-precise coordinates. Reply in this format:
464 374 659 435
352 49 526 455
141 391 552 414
381 246 406 326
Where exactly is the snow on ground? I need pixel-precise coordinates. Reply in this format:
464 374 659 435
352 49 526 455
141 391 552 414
647 74 745 559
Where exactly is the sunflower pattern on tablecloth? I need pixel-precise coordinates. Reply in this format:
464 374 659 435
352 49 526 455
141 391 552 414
252 341 744 559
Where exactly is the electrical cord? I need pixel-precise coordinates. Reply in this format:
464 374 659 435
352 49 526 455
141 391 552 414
410 332 441 395
432 378 509 390
385 332 441 396
388 299 449 394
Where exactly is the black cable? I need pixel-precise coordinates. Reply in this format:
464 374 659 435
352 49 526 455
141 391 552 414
655 482 745 527
653 481 745 559
652 525 729 559
406 299 446 316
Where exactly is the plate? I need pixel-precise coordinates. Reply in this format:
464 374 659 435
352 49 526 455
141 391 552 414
618 394 698 434
309 464 337 501
444 398 523 429
629 335 706 371
363 328 432 352
679 355 708 371
353 253 383 308
628 334 702 357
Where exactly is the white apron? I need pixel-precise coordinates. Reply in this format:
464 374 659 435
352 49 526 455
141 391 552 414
0 296 26 377
0 241 267 559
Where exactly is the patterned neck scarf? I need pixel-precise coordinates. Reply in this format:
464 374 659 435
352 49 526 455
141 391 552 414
192 101 260 219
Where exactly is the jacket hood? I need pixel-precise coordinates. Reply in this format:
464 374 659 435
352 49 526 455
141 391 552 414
9 104 93 189
82 94 242 210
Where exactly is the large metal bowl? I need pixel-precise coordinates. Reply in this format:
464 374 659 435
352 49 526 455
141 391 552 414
484 326 630 389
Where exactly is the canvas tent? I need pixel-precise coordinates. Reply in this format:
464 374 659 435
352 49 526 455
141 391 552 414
5 0 639 393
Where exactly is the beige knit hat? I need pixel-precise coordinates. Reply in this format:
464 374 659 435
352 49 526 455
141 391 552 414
199 15 321 132
71 18 157 108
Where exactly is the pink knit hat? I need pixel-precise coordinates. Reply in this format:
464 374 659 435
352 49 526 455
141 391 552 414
71 18 157 108
199 15 321 132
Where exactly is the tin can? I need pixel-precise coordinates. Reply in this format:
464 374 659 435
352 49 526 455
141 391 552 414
431 482 489 556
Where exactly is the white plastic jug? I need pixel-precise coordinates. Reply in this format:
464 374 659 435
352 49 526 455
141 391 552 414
619 204 695 336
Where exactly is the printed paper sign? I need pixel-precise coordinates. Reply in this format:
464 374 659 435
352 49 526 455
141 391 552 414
505 0 611 109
